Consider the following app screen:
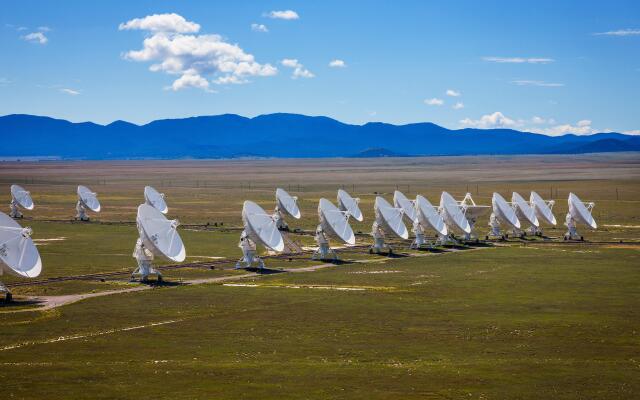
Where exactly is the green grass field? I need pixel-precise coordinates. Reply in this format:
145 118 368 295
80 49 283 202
0 155 639 399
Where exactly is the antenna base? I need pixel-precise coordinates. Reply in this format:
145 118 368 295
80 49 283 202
312 226 338 261
236 231 265 269
564 213 582 240
131 239 162 281
0 281 11 302
370 222 393 254
9 201 23 218
76 201 89 221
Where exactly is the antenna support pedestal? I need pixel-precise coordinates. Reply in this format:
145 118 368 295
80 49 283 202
131 239 162 282
312 225 337 261
273 209 289 231
564 213 581 240
236 231 265 269
411 222 433 249
9 200 22 219
487 213 506 239
370 222 392 254
0 281 11 302
76 201 89 221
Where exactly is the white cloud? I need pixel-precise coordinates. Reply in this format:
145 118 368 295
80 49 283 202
266 10 299 20
446 89 460 97
251 23 268 32
527 120 597 136
329 59 346 68
483 57 554 64
594 29 640 37
22 32 48 44
424 98 444 106
452 102 464 110
624 129 640 135
38 26 51 32
119 13 200 33
120 14 277 91
60 88 80 95
281 58 314 78
511 80 564 87
460 111 519 129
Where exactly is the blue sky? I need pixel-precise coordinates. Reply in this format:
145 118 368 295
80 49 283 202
1 0 639 135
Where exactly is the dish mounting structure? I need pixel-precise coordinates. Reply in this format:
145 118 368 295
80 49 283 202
370 196 408 254
511 192 540 236
337 189 363 222
439 192 471 243
237 200 284 269
412 195 448 248
131 204 186 282
564 193 597 240
9 184 34 219
488 192 521 239
458 193 491 240
0 212 42 302
313 198 355 261
273 188 301 230
529 191 556 236
76 185 101 221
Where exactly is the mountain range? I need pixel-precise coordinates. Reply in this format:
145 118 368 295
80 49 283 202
1 113 639 159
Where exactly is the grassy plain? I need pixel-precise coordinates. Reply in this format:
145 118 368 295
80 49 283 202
0 154 639 399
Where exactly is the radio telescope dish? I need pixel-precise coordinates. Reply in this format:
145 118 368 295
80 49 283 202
237 200 284 269
565 193 596 240
440 192 471 235
273 188 301 230
512 192 539 228
0 211 42 301
370 196 408 254
489 193 520 238
337 189 363 222
458 193 491 240
412 195 448 248
530 191 556 226
394 190 418 225
131 204 185 281
76 185 100 221
144 186 168 214
9 184 34 218
313 198 355 260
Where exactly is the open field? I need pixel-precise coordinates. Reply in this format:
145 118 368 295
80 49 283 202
0 154 639 399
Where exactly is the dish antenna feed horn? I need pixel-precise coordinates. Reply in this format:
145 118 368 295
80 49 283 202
313 198 355 261
131 204 186 282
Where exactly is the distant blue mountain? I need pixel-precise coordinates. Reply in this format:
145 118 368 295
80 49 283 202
0 113 638 159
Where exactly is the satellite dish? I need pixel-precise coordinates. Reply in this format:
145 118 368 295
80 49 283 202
337 189 363 222
313 198 355 260
530 191 556 226
9 184 34 218
131 204 185 281
458 193 491 240
274 188 301 230
144 186 168 214
237 200 284 269
489 193 521 237
0 211 42 301
440 192 471 235
393 190 417 225
76 185 100 221
512 192 539 228
565 193 596 240
370 196 408 254
412 195 448 248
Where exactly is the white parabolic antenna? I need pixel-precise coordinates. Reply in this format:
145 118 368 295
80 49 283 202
492 193 520 229
137 204 185 262
440 192 471 234
512 192 539 227
530 191 556 225
78 185 101 212
319 198 355 244
276 188 301 219
243 201 284 251
337 189 363 222
11 185 34 210
375 196 408 239
394 190 418 224
416 195 448 236
0 211 41 278
144 186 168 214
568 192 597 229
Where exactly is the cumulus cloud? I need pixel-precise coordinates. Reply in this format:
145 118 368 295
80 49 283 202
511 80 564 87
460 112 519 129
120 14 277 91
281 58 314 78
266 10 299 20
527 120 597 136
60 88 80 95
483 57 554 64
452 102 464 110
329 59 346 68
119 13 200 33
460 112 602 136
424 98 444 106
22 32 48 44
251 23 268 32
594 29 640 36
446 89 461 97
624 129 640 135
